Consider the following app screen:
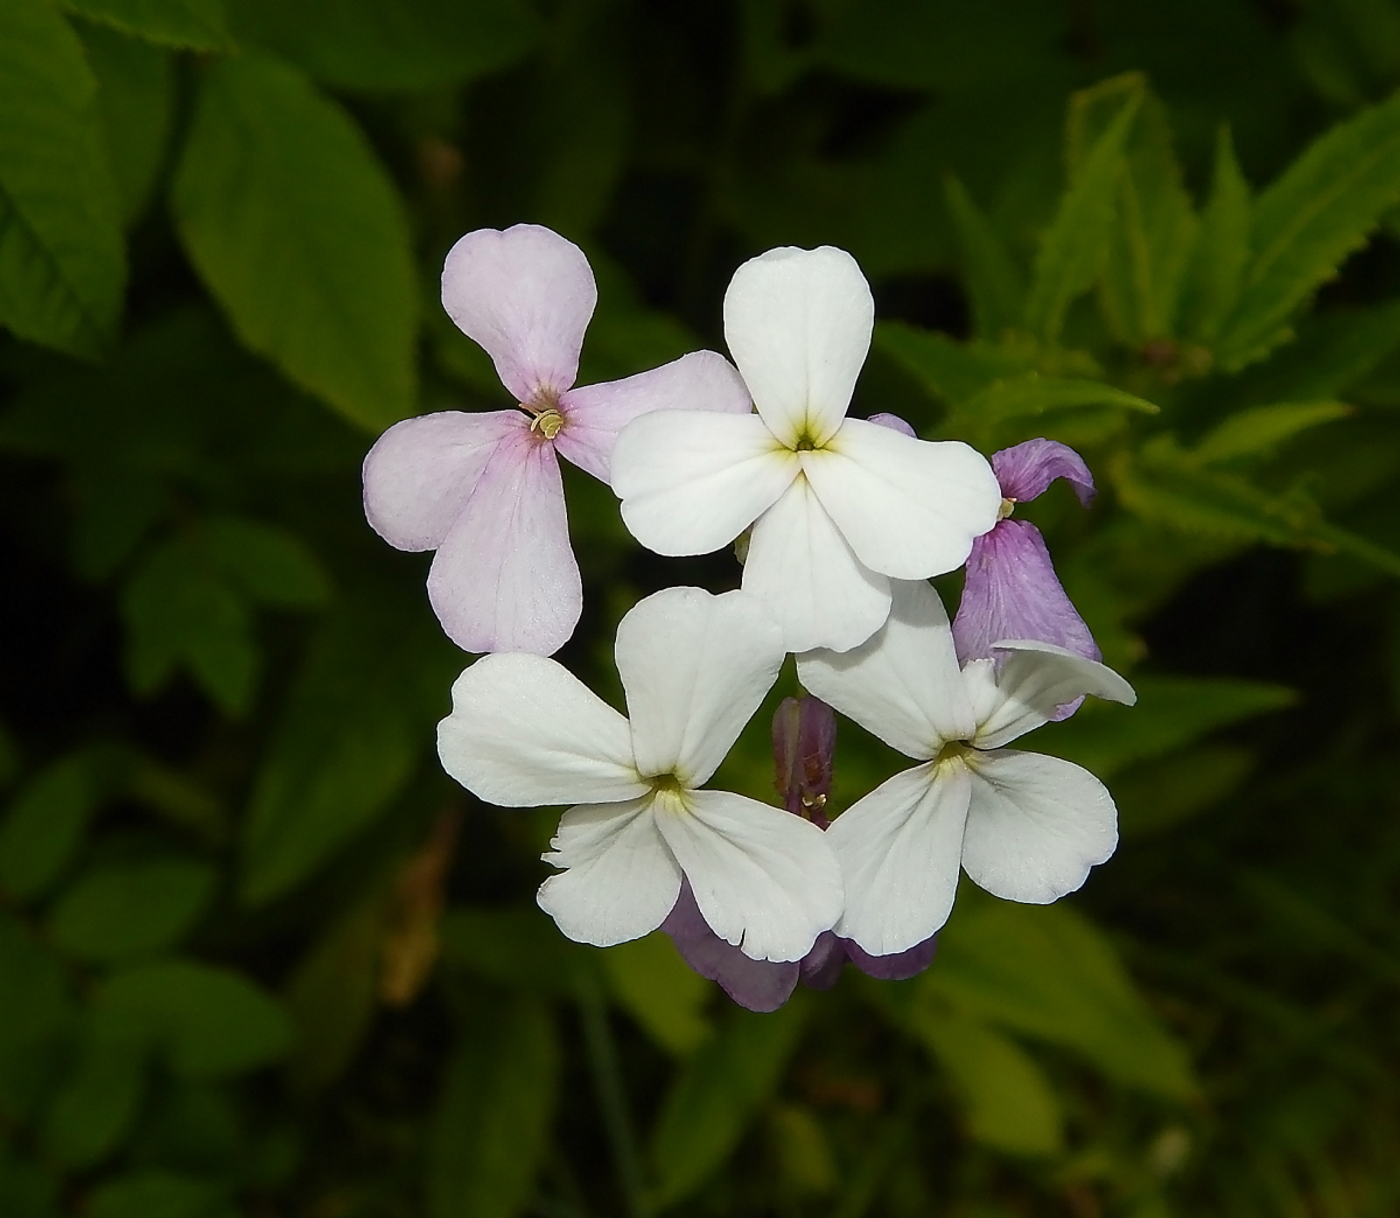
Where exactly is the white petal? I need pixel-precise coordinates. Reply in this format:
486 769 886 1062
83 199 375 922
537 797 682 946
613 410 797 555
554 350 752 484
961 749 1118 904
826 760 972 956
802 419 1002 579
797 578 976 759
655 788 843 963
437 654 647 806
616 587 785 788
723 246 872 448
742 476 890 653
972 642 1137 749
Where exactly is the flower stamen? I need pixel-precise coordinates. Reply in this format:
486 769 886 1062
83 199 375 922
525 406 565 439
998 496 1016 521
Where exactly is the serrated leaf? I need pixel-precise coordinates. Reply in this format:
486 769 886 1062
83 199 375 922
1180 127 1251 343
202 516 330 607
48 857 216 963
944 176 1025 340
100 960 291 1079
1193 401 1350 463
63 0 231 49
0 0 126 356
923 900 1197 1100
427 996 559 1218
0 750 110 902
650 1000 808 1208
957 374 1159 421
601 932 712 1056
1217 90 1400 369
1025 89 1140 341
874 322 1036 404
173 55 416 431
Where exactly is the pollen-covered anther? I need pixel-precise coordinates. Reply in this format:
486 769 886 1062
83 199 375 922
527 406 565 439
998 496 1017 521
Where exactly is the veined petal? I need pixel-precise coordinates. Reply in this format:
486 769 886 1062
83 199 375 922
827 760 972 956
441 224 596 403
723 246 872 448
803 418 1001 579
971 642 1136 749
437 653 646 806
655 789 843 963
616 588 785 788
797 578 976 760
951 520 1099 664
662 882 800 1012
993 438 1095 506
537 797 682 947
844 933 938 981
555 351 752 484
427 432 581 655
362 410 522 551
961 749 1117 903
743 476 891 653
613 410 797 555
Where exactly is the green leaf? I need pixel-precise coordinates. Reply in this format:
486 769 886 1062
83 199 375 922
69 463 170 580
943 176 1025 340
201 516 330 607
650 1000 809 1208
873 322 1036 405
0 0 126 356
39 1004 148 1168
1192 401 1351 463
1180 127 1251 343
601 932 713 1056
48 857 216 963
1025 88 1140 341
0 749 111 902
87 1171 236 1218
1217 90 1400 369
63 0 231 49
1068 74 1196 344
1114 745 1256 837
956 373 1159 422
427 996 559 1218
0 1139 60 1218
440 905 594 997
910 1008 1064 1156
0 913 75 1123
923 900 1197 1100
173 55 417 431
100 960 291 1079
230 0 539 91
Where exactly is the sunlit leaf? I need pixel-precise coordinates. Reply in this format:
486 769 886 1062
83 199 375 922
874 322 1036 405
1180 126 1251 343
1192 401 1350 463
944 176 1025 340
956 373 1159 421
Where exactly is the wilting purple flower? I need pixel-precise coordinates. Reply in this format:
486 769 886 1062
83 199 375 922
362 224 751 656
661 693 936 1012
952 439 1098 719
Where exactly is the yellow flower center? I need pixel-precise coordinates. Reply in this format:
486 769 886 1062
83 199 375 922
526 406 564 439
998 496 1016 521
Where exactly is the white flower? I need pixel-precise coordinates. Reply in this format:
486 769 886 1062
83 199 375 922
796 579 1135 956
436 586 843 962
611 246 1003 654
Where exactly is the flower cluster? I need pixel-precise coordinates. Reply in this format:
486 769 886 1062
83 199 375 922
362 224 1136 1012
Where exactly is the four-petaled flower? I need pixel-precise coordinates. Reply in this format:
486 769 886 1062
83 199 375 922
611 245 1003 653
436 586 844 962
362 224 750 656
798 578 1135 957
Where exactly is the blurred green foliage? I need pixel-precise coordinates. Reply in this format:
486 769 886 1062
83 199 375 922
6 0 1400 1214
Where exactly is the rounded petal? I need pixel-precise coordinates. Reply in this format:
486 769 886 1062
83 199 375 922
951 520 1099 665
427 433 582 655
827 760 972 956
971 642 1136 749
616 587 785 788
961 749 1118 903
723 246 872 448
662 882 800 1012
843 933 938 981
993 438 1095 506
537 797 682 947
614 410 797 555
743 476 891 653
441 224 596 403
362 410 522 551
655 789 843 963
555 351 752 484
437 653 646 806
866 412 916 437
797 578 976 760
803 418 1002 579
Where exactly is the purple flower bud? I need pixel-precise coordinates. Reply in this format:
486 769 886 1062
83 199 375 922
866 412 917 438
773 695 837 825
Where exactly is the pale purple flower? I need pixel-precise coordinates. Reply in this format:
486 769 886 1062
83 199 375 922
362 224 751 655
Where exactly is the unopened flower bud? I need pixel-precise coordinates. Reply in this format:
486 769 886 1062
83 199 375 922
773 695 837 825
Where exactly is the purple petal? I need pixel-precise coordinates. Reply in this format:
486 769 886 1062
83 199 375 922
844 932 938 980
798 931 847 990
362 411 521 551
441 225 597 405
427 430 582 655
772 696 836 822
662 883 799 1013
952 519 1099 668
993 438 1095 506
867 412 917 438
555 350 752 484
